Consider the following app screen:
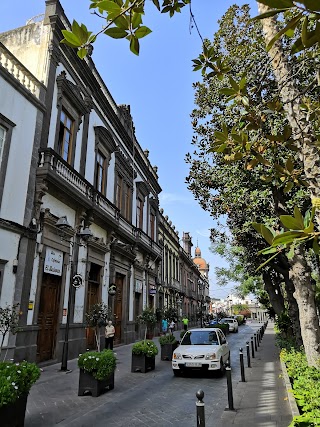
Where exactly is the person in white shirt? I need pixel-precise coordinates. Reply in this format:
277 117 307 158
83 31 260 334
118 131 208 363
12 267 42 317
105 320 115 350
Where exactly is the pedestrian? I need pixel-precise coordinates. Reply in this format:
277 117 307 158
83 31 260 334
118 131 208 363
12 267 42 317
182 316 189 331
169 320 175 334
162 318 168 334
105 320 115 350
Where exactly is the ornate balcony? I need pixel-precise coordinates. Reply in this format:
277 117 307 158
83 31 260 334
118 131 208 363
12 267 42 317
37 148 161 257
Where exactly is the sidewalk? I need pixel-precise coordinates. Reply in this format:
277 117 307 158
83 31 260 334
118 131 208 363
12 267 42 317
216 322 293 427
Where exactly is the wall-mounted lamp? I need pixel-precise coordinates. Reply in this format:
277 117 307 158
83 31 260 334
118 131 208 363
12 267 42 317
108 283 116 296
12 259 18 274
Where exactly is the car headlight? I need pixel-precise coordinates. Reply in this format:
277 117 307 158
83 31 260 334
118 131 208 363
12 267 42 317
205 353 217 360
173 353 182 360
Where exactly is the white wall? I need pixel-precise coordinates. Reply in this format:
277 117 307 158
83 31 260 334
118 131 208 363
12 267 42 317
0 80 38 225
41 194 76 227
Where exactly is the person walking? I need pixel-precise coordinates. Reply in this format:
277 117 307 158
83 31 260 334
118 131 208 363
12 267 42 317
162 318 168 334
169 320 175 334
105 320 115 350
182 316 189 331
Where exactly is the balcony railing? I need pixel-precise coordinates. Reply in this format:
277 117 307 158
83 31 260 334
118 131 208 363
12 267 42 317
0 42 44 100
38 148 161 257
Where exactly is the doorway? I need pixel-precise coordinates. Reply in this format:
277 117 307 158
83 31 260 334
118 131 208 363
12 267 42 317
113 273 123 345
86 263 101 350
37 273 61 362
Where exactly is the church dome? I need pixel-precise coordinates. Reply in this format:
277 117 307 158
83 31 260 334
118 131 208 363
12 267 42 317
193 246 208 271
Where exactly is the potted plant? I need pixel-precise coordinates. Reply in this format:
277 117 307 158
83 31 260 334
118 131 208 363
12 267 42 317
0 360 40 427
0 304 20 361
78 349 116 397
159 334 178 361
136 308 157 339
85 302 112 351
131 340 158 373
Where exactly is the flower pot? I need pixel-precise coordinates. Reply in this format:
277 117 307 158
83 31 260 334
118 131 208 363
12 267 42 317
160 343 178 361
0 393 28 427
131 354 155 373
78 369 114 397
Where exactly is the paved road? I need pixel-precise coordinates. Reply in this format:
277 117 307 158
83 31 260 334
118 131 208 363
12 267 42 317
25 323 261 426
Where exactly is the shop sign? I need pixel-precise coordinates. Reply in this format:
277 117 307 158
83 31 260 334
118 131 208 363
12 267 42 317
135 280 143 293
44 247 63 276
149 285 156 295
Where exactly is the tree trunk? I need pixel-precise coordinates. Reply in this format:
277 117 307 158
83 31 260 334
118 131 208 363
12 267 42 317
289 247 320 366
274 256 303 347
262 270 285 316
257 3 320 226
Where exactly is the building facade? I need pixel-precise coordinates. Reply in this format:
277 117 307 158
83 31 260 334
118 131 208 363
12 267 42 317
0 0 212 365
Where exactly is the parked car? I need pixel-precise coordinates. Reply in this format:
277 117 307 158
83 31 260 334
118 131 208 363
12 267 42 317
172 328 230 376
220 318 239 333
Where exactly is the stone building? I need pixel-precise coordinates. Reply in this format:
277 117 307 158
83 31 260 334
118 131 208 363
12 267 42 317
0 0 161 363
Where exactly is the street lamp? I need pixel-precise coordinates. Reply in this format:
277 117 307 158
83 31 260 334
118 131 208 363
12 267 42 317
56 216 92 372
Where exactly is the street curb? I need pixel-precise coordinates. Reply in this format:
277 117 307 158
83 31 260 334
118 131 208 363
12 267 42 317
280 359 300 418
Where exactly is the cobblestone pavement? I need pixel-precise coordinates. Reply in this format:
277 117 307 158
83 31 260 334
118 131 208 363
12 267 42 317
25 322 292 427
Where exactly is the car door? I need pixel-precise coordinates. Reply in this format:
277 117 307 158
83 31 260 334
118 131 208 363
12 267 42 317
218 330 229 361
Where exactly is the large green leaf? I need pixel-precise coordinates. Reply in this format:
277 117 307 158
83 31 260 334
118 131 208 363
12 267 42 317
97 1 121 13
134 26 152 39
300 0 320 11
272 231 305 246
293 206 305 229
280 215 304 230
252 222 274 245
266 13 303 52
61 30 82 48
104 27 128 39
256 0 294 7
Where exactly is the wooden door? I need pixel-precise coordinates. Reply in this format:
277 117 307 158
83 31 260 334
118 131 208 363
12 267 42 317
37 273 61 362
114 274 123 345
86 282 99 349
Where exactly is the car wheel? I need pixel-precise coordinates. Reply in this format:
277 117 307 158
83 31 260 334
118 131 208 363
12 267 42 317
218 358 225 376
173 370 182 377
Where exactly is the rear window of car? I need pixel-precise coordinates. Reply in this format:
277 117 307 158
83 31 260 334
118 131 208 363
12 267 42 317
181 331 219 345
222 319 233 324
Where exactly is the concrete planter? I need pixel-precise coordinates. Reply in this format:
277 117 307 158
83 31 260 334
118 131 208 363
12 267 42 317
280 360 300 418
131 354 155 373
78 369 114 397
0 393 28 427
160 343 178 361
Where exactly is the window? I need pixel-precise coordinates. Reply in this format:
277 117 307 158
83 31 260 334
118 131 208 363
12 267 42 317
136 197 144 229
58 110 74 163
123 182 131 221
0 126 6 169
115 174 123 211
149 210 155 239
0 115 15 208
95 151 107 195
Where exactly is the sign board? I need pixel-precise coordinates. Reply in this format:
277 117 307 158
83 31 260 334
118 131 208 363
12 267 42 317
44 247 63 276
149 289 157 295
28 301 34 310
135 280 143 293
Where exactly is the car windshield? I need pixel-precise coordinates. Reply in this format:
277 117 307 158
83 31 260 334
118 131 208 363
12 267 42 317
181 331 219 346
222 319 233 324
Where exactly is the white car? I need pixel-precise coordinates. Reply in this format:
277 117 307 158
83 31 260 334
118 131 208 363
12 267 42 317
172 328 230 376
220 318 239 333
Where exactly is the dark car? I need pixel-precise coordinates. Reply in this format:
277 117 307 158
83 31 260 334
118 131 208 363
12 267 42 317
206 320 230 334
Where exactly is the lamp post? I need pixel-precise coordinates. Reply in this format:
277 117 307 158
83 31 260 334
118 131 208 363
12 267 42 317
56 216 92 372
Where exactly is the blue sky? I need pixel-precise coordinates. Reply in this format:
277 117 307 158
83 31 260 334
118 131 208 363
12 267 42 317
1 0 258 299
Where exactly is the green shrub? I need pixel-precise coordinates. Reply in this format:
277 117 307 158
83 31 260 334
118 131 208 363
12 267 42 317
0 361 40 407
280 347 320 426
132 340 158 357
78 349 116 381
159 334 177 345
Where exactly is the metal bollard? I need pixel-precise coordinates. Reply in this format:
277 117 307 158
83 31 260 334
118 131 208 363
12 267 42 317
196 390 205 427
257 330 260 346
239 348 246 382
251 337 255 358
254 334 258 351
225 361 235 411
246 341 251 368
